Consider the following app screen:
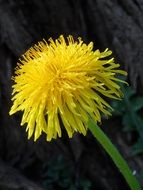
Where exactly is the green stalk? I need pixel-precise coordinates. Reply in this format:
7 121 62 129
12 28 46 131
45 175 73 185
88 120 141 190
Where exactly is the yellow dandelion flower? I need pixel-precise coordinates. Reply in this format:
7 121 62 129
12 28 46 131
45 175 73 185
9 35 126 141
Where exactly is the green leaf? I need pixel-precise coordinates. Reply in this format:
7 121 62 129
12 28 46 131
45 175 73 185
122 86 135 98
132 96 143 111
132 113 143 138
69 185 77 190
131 138 143 155
80 179 91 190
122 113 135 132
111 100 125 115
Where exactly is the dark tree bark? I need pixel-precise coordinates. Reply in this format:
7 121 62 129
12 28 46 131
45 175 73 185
85 0 143 88
0 0 143 190
0 159 44 190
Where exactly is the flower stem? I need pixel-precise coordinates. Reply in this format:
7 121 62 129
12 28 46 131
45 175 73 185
88 120 141 190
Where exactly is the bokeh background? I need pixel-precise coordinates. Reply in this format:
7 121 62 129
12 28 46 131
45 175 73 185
0 0 143 189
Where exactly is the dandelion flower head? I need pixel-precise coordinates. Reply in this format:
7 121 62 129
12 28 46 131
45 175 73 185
9 35 126 141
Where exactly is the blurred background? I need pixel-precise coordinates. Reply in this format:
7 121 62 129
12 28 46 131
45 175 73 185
0 0 143 189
